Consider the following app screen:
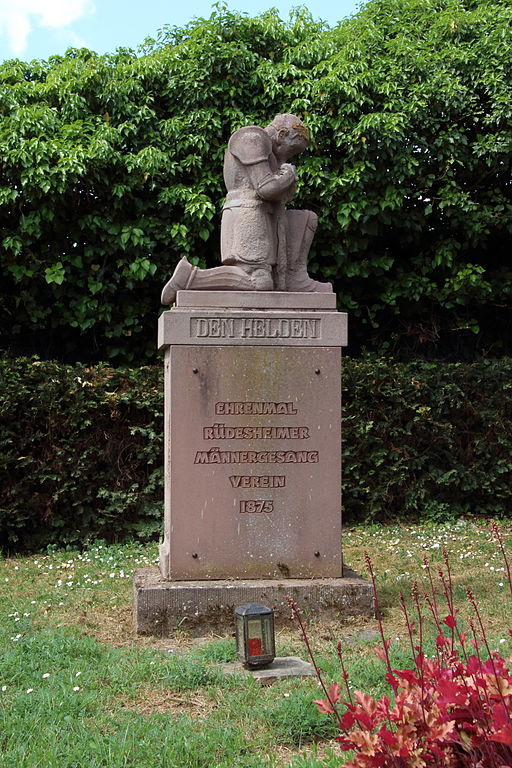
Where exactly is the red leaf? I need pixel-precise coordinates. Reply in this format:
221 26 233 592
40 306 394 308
436 678 466 706
490 724 512 745
313 698 334 715
374 647 388 664
328 682 341 704
481 658 496 675
354 690 378 712
334 735 353 750
355 711 376 730
378 726 397 746
396 668 417 684
444 614 457 629
467 655 482 675
340 710 355 730
376 695 391 717
385 671 399 691
491 703 510 729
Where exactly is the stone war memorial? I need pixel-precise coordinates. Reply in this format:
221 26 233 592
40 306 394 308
134 114 373 635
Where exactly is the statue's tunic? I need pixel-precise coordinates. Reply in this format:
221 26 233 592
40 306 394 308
221 126 296 281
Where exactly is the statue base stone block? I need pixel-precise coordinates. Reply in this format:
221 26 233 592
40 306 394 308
134 290 373 635
134 568 374 636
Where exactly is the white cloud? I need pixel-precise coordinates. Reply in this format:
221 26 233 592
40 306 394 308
0 0 95 55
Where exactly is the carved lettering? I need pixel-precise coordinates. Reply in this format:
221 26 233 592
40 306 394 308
195 318 208 337
203 423 309 440
215 401 297 415
229 475 286 488
191 317 320 339
194 448 319 464
240 500 274 513
194 398 320 510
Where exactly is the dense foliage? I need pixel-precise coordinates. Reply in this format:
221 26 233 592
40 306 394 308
1 356 511 551
0 358 163 550
343 356 512 524
0 0 511 363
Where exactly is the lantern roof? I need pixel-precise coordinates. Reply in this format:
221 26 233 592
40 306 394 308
235 603 273 617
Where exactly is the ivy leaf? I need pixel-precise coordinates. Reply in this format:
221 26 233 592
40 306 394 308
44 262 65 285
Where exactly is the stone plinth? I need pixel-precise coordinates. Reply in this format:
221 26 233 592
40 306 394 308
175 290 337 310
158 292 347 581
134 567 374 636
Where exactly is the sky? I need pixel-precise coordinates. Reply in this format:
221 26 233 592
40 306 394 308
0 0 363 63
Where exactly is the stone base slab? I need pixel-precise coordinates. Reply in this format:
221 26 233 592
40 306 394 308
175 290 337 310
133 567 374 636
221 656 315 684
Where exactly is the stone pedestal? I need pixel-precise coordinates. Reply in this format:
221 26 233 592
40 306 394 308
134 290 373 634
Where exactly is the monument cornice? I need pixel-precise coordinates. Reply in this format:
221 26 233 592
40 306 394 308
158 305 348 349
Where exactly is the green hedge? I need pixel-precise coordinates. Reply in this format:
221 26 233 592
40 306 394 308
0 359 163 551
343 358 512 523
1 357 511 551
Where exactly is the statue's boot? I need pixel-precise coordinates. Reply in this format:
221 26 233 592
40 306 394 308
161 257 198 304
287 267 333 293
285 210 333 293
161 258 273 305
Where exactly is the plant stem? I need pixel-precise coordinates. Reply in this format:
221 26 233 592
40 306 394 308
336 640 354 706
492 521 512 599
285 596 345 730
364 550 393 678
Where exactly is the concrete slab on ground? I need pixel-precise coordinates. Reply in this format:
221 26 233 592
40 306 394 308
221 656 315 684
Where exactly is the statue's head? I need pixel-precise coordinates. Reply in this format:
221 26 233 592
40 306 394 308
265 113 309 158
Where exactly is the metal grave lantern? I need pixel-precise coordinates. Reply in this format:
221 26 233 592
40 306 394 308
235 603 276 668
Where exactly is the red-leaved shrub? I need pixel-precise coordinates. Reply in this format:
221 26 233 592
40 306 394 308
288 523 512 767
318 647 512 767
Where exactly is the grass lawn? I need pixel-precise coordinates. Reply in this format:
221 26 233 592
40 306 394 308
0 520 510 767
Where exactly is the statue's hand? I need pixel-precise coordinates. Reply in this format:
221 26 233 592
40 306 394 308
280 163 296 176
